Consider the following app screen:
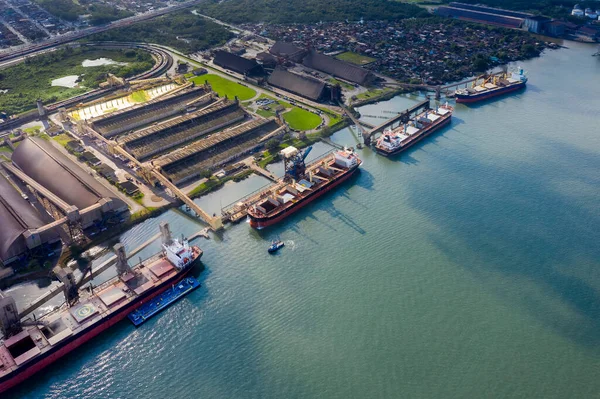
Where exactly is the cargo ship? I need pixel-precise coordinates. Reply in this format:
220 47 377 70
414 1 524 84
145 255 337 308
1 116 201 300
374 103 453 156
247 147 362 229
0 222 202 395
455 68 527 103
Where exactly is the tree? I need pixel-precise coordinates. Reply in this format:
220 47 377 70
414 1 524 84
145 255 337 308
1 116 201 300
472 55 489 72
266 138 280 152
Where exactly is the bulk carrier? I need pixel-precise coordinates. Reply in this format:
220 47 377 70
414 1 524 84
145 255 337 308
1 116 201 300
455 68 527 103
375 103 453 156
247 147 362 229
0 222 202 394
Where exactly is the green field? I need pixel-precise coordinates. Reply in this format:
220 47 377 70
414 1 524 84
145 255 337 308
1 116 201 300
335 51 376 66
283 108 322 131
53 133 72 147
23 126 42 135
191 74 256 101
130 90 149 103
253 94 321 131
328 78 354 90
354 87 394 102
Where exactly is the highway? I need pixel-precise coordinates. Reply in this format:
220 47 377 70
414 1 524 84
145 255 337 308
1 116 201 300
0 0 204 68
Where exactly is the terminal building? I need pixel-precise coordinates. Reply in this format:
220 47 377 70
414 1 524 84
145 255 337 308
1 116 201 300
269 41 307 63
120 99 247 160
0 173 60 265
89 85 210 138
156 118 283 185
213 50 265 77
267 68 327 102
7 137 127 229
302 49 374 86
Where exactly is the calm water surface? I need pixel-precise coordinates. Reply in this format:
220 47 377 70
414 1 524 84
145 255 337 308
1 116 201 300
8 42 600 399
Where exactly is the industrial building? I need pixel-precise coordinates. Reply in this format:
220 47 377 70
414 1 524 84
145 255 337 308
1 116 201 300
120 100 247 160
213 50 264 76
436 2 529 29
0 173 59 265
89 85 210 138
267 68 327 102
446 2 533 19
302 49 374 86
157 119 283 185
7 137 127 229
269 41 307 63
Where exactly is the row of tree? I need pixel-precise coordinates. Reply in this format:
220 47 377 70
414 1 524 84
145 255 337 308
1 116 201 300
35 0 133 25
201 0 429 24
87 11 234 54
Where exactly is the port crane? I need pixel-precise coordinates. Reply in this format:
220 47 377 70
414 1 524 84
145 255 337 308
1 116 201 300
283 146 312 182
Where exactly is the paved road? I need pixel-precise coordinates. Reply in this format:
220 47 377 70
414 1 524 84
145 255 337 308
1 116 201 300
0 0 204 65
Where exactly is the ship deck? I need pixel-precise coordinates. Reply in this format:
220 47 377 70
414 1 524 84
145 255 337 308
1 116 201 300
0 253 182 381
247 153 355 220
375 106 453 153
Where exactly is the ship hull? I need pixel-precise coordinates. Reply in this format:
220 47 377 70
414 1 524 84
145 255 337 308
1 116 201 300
376 115 452 157
0 257 200 395
456 81 526 103
249 164 361 229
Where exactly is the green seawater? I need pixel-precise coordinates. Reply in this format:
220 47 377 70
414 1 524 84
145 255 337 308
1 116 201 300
8 41 600 399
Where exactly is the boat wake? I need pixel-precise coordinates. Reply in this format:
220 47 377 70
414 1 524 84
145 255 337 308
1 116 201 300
285 240 296 250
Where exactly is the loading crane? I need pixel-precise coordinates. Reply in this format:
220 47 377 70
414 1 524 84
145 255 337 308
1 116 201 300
283 146 312 182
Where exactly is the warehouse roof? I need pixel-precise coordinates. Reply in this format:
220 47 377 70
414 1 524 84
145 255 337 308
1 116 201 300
213 50 263 75
270 41 305 60
302 49 371 85
448 2 533 18
268 68 326 101
0 173 55 264
436 6 524 28
11 137 126 211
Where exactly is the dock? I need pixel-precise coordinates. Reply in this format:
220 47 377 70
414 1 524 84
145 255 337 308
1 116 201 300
242 157 279 182
17 227 210 318
363 99 430 145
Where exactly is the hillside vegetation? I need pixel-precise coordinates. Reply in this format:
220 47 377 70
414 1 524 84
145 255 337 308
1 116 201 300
35 0 133 25
200 0 428 24
87 11 234 54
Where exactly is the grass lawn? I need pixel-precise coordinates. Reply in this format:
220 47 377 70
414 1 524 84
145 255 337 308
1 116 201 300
190 74 256 101
283 107 321 131
257 150 279 169
335 51 376 66
328 78 354 90
130 90 149 103
23 126 42 135
0 145 13 154
256 109 275 118
354 87 393 101
53 133 73 147
255 94 321 131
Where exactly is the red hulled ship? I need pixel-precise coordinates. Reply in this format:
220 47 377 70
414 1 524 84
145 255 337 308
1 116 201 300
247 147 362 229
375 103 453 156
0 222 202 394
455 68 527 103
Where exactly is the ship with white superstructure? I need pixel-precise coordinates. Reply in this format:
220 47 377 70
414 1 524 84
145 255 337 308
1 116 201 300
375 103 453 156
0 222 202 394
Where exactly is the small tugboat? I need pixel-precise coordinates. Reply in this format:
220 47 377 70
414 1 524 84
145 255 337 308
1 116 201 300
268 240 285 253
